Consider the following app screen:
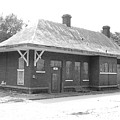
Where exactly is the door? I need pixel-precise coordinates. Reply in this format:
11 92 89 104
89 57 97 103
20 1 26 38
50 60 62 93
51 67 61 93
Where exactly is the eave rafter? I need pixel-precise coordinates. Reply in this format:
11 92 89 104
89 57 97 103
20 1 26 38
17 50 29 66
34 50 45 66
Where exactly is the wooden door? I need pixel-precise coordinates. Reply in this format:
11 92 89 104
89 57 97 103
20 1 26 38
51 67 61 93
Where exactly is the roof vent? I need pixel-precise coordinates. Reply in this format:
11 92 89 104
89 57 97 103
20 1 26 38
62 14 72 27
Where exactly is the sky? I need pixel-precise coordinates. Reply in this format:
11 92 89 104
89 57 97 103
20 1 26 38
0 0 120 33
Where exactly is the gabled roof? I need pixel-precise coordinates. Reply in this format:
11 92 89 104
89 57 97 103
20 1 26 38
0 19 120 57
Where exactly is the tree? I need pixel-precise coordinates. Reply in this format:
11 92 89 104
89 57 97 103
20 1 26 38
110 32 120 45
0 13 26 42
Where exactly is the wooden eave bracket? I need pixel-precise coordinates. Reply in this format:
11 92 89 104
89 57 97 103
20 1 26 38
17 50 29 66
34 50 45 66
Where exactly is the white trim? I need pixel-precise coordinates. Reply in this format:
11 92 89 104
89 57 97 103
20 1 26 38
64 86 89 88
34 50 45 66
65 80 73 82
83 79 89 82
34 50 37 66
92 85 118 88
17 50 29 66
27 49 29 66
36 71 46 73
100 72 117 74
17 69 24 71
17 70 24 85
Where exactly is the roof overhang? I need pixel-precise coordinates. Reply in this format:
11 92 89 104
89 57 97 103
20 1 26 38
0 43 120 58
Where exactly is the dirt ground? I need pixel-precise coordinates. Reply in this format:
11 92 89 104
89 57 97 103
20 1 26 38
0 88 120 103
1 90 120 120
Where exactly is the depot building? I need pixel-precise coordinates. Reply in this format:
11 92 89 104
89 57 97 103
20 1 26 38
0 14 120 93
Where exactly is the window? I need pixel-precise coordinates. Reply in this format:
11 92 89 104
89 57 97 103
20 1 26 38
83 62 89 79
75 62 81 82
113 64 116 73
17 57 24 85
66 61 72 79
50 60 62 67
18 58 24 69
100 62 117 74
17 69 24 85
37 59 45 71
117 64 120 74
104 63 108 72
75 62 80 73
100 63 105 72
109 63 112 73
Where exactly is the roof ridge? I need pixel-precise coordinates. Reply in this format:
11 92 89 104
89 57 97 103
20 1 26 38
30 20 39 43
38 19 101 34
72 26 101 34
38 19 70 28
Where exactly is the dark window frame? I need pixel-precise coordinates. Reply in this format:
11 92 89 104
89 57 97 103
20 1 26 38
50 60 62 67
18 57 24 69
66 61 73 80
36 59 45 71
100 62 117 73
83 62 89 79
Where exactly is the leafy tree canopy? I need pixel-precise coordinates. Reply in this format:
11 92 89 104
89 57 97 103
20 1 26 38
110 32 120 45
0 13 26 42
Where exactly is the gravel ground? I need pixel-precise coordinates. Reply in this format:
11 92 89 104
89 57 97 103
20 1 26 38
0 88 120 103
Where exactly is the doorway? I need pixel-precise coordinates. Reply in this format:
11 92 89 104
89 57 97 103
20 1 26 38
50 60 62 93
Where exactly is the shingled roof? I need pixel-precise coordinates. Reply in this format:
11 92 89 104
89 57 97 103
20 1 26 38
0 19 120 57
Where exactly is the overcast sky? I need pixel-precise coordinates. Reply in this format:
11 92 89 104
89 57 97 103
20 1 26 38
1 0 120 32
